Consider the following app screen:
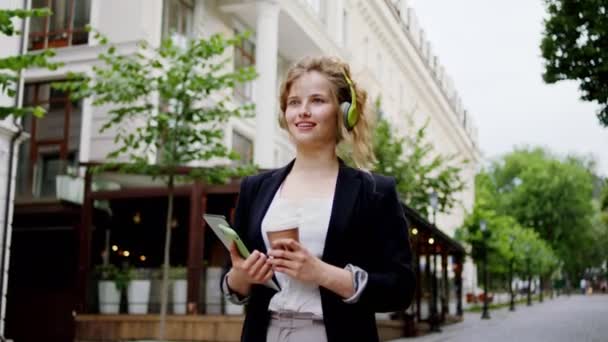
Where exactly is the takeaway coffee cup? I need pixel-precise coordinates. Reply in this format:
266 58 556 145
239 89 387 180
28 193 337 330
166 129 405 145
266 217 299 250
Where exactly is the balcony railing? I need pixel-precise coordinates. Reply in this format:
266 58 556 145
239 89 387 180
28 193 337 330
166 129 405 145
28 28 88 51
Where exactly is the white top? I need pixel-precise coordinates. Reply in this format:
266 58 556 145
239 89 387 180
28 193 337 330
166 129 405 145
261 185 334 317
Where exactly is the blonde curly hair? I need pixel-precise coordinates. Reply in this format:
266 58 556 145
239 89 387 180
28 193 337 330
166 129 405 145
278 56 376 170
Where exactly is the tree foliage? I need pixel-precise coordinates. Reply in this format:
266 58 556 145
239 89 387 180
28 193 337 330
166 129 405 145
371 116 467 217
58 28 257 179
456 173 558 283
540 0 608 126
467 147 608 284
0 8 61 119
601 180 608 230
57 28 257 339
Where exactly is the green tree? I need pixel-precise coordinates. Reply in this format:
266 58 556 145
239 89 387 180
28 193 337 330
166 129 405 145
58 29 256 340
485 147 606 284
540 0 608 126
456 199 557 288
602 179 608 209
601 178 608 226
0 7 61 119
456 179 558 292
371 116 467 217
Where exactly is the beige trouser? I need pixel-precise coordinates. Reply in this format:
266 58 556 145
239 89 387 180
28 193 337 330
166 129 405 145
266 312 327 342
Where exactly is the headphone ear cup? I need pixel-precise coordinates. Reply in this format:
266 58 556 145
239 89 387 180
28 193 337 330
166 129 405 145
340 101 352 130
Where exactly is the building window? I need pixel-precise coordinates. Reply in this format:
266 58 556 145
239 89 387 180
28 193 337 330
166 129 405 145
363 37 369 65
231 130 253 166
341 9 349 47
304 0 321 15
16 82 82 199
28 0 90 51
376 53 383 82
233 30 256 101
163 0 194 40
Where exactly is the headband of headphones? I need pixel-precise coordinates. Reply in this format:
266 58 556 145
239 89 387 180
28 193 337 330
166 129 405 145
341 70 359 131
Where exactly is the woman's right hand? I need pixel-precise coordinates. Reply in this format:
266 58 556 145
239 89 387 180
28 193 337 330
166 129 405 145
226 242 274 296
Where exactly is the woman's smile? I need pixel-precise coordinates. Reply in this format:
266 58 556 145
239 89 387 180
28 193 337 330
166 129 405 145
295 121 317 131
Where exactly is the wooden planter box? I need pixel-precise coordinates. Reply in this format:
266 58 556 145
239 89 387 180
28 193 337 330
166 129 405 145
75 315 409 342
75 315 244 342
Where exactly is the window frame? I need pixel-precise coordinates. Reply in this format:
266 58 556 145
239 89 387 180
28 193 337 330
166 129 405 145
17 81 81 199
233 29 256 101
162 0 195 40
341 9 349 47
231 129 254 166
28 0 90 51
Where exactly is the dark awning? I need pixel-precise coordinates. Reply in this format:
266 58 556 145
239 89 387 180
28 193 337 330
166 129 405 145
401 203 466 256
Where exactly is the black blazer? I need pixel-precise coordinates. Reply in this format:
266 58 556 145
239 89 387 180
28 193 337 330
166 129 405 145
223 159 415 342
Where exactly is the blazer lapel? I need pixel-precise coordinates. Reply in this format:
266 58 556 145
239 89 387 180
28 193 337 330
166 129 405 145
322 163 361 262
248 160 295 254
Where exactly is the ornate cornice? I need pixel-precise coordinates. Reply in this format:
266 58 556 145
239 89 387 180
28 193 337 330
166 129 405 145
353 0 480 161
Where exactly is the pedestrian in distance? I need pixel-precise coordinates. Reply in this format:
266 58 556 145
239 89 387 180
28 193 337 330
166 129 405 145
221 56 416 342
580 278 587 295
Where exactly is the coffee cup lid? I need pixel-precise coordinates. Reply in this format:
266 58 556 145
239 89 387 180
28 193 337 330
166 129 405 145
266 215 299 232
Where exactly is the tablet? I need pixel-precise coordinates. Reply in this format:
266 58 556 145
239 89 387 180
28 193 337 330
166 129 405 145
203 213 280 291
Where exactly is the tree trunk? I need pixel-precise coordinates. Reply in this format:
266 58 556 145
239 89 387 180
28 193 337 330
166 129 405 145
159 175 175 341
539 276 544 302
527 273 532 306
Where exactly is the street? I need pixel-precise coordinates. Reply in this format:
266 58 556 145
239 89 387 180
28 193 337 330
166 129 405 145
391 295 608 342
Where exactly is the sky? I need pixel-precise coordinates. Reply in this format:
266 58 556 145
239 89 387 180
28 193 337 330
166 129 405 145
409 0 608 176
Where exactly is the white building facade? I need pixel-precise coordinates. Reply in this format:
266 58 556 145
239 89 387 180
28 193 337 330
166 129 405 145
10 0 481 327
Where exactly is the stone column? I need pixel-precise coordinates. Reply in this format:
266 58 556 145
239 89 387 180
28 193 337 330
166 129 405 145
398 0 409 22
253 1 279 169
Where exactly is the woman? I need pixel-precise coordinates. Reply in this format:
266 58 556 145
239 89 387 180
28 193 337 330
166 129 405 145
221 56 415 342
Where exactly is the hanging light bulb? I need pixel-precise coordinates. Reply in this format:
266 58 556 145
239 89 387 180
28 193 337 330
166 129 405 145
133 212 141 224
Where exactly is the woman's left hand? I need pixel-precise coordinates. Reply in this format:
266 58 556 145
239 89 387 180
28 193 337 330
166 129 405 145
267 238 327 285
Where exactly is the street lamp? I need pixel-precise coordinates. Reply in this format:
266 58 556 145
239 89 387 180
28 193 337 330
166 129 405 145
429 191 441 332
430 191 438 225
524 244 532 306
480 220 491 320
509 234 515 312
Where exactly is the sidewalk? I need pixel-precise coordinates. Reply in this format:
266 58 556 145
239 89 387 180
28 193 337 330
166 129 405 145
388 295 608 342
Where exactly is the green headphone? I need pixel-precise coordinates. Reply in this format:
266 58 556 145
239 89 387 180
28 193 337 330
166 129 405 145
340 70 359 131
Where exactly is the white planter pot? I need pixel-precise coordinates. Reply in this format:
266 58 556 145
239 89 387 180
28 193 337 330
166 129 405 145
224 301 244 315
127 280 151 314
172 279 188 314
205 267 223 314
98 280 120 314
55 175 84 204
204 267 244 315
375 312 391 320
